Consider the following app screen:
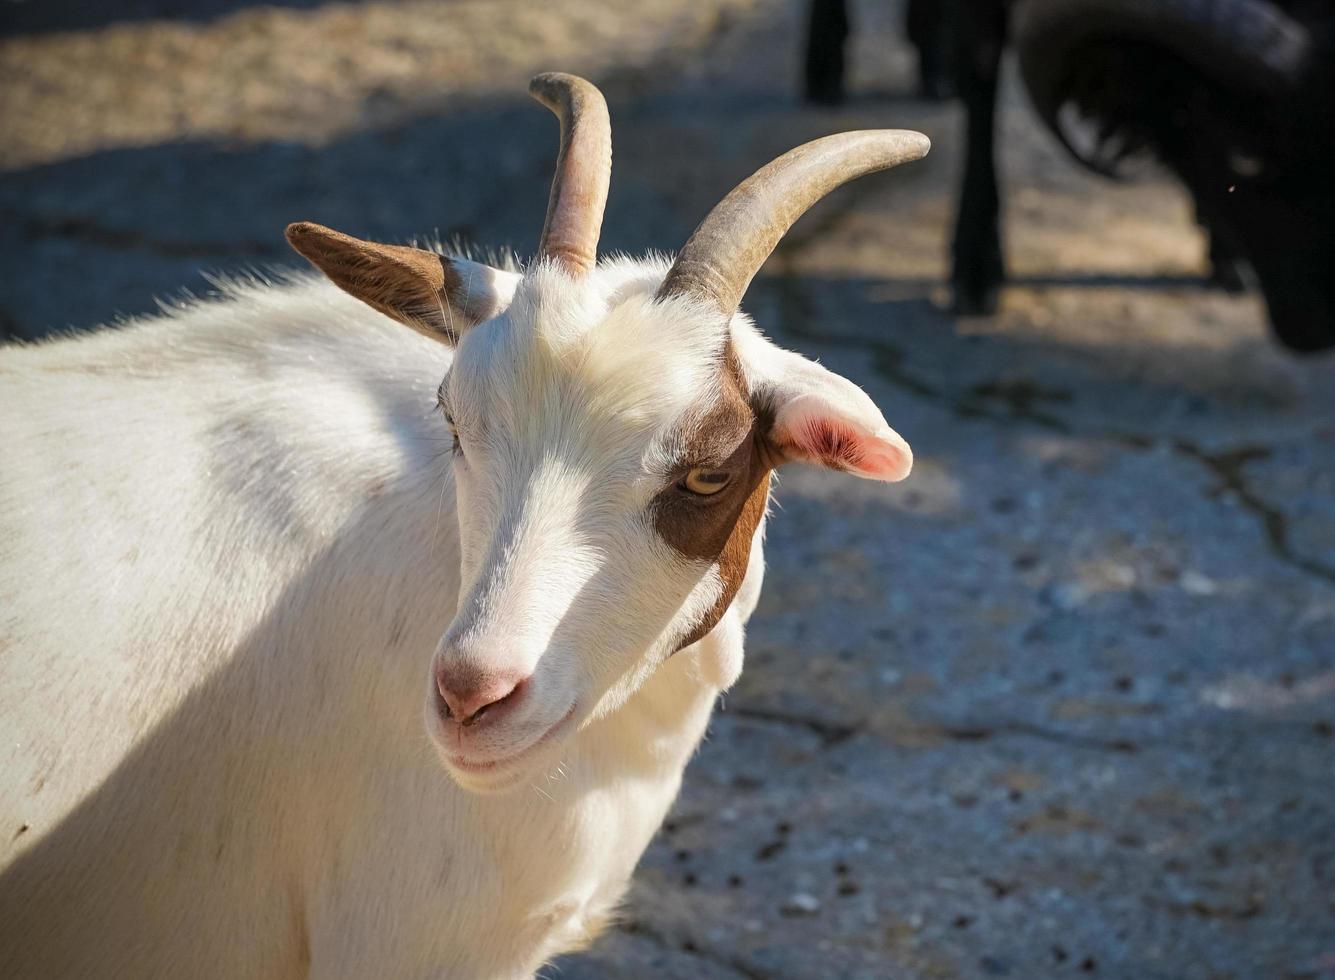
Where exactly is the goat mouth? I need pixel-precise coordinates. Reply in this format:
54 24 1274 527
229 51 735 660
446 703 577 775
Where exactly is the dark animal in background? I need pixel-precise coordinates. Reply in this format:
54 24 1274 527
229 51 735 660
805 0 1335 352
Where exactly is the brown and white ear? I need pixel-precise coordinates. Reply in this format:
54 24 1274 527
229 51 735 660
759 350 912 482
285 221 519 345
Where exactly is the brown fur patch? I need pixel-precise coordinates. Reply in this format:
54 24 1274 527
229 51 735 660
285 221 500 343
652 350 772 651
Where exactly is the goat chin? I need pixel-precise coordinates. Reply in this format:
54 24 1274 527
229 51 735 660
428 702 580 794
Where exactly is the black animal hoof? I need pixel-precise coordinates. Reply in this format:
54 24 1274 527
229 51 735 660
951 284 1000 317
919 74 956 102
804 79 846 106
1207 260 1247 295
1268 313 1335 353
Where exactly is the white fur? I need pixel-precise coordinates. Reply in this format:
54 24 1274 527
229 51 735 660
0 254 905 979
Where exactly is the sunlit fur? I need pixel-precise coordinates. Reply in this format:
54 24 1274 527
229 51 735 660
0 252 906 979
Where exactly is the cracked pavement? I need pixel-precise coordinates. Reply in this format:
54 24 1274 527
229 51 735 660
3 0 1334 977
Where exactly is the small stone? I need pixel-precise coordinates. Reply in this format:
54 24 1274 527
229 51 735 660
755 840 786 861
1013 552 1041 571
1104 564 1136 588
1042 581 1087 610
1179 570 1218 596
781 892 822 916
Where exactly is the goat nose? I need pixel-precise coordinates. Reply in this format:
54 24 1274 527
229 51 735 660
434 666 527 727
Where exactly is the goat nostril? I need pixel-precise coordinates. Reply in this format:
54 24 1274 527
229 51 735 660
460 704 486 728
436 671 528 728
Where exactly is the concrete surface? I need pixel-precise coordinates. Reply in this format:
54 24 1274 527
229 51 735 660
3 1 1333 977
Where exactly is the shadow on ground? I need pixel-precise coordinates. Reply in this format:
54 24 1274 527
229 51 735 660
0 0 327 37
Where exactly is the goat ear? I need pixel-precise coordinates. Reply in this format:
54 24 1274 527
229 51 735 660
758 351 912 482
285 222 518 345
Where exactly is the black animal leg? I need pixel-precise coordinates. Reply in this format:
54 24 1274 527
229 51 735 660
951 0 1008 315
804 0 850 105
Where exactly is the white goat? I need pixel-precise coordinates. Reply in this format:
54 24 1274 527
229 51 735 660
0 74 927 979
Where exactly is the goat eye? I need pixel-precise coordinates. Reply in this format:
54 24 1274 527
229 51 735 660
681 468 731 496
443 412 462 455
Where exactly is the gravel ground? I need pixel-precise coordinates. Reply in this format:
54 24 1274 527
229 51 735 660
3 1 1334 977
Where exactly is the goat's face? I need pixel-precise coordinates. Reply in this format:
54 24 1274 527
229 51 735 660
286 72 928 792
425 263 913 790
431 265 769 788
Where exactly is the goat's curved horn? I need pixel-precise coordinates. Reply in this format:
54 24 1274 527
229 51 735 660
528 72 612 277
656 130 930 313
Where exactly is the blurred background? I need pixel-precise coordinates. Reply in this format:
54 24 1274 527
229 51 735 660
3 1 1333 977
